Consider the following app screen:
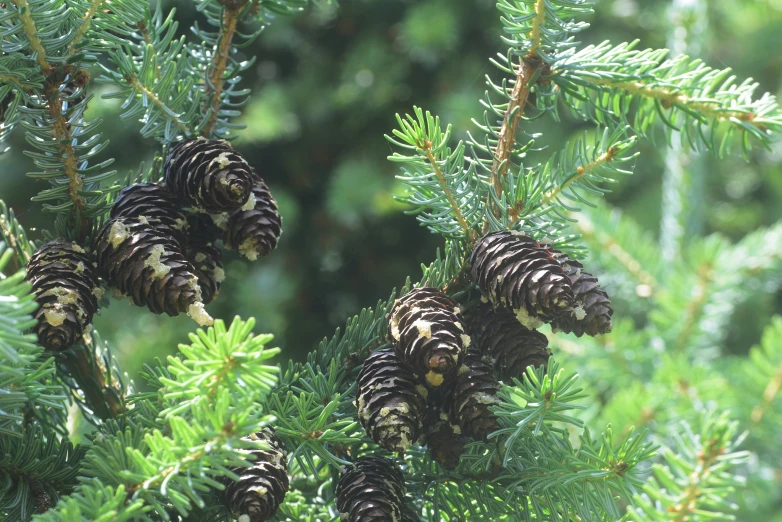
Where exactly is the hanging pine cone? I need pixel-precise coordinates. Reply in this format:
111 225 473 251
449 348 500 442
336 456 406 522
356 346 426 453
221 177 282 261
387 287 469 387
549 252 613 337
470 302 551 382
164 138 254 212
110 183 187 245
421 404 465 470
184 214 224 305
220 428 289 522
470 231 574 328
26 239 100 351
93 216 213 325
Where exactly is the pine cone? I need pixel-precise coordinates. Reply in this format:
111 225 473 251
222 178 282 261
164 138 254 212
470 302 550 382
549 252 613 337
356 346 426 453
220 428 289 522
184 214 224 305
93 216 212 325
449 349 500 442
336 456 405 522
110 183 187 245
387 288 469 387
421 404 465 470
26 239 100 350
470 231 574 327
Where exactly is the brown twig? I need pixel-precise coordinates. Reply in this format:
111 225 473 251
540 146 619 206
487 0 546 217
202 3 243 135
10 0 50 75
668 437 724 521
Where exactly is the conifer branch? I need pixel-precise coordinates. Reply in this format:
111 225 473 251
422 141 473 239
575 213 659 292
587 77 762 126
751 363 782 425
202 3 243 136
10 0 50 75
526 0 545 56
668 436 725 521
67 0 105 56
540 145 619 206
126 75 191 134
673 261 713 352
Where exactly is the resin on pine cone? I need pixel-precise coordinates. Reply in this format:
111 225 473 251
93 216 212 325
164 138 254 212
110 183 187 245
470 231 574 327
449 348 500 442
26 239 100 351
220 177 282 261
549 252 613 337
220 428 289 522
421 404 465 470
356 346 426 453
336 455 406 522
184 214 224 305
470 302 551 382
387 287 470 387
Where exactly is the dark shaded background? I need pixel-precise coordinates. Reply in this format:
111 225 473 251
2 0 781 383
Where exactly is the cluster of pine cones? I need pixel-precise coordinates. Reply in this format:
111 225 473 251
338 230 611 520
25 138 281 350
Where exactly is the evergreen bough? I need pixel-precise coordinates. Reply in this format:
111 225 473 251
2 0 782 520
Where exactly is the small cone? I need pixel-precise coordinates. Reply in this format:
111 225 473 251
26 239 100 350
470 231 574 327
549 252 613 337
165 138 254 212
336 455 406 522
387 287 469 387
470 303 551 382
93 216 212 325
421 404 465 470
449 349 501 442
220 428 289 522
110 183 187 245
356 346 426 453
222 177 282 261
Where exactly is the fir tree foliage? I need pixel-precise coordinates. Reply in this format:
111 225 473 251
2 0 782 520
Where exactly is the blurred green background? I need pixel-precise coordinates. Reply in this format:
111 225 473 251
2 0 781 385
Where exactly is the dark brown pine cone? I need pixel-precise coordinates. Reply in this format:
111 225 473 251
110 183 187 245
336 455 406 522
470 231 574 327
26 239 100 351
220 428 289 522
448 348 500 442
356 346 426 453
421 403 465 470
93 216 212 325
549 252 613 337
221 177 282 261
387 287 469 387
184 214 223 305
164 138 254 212
470 302 551 382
